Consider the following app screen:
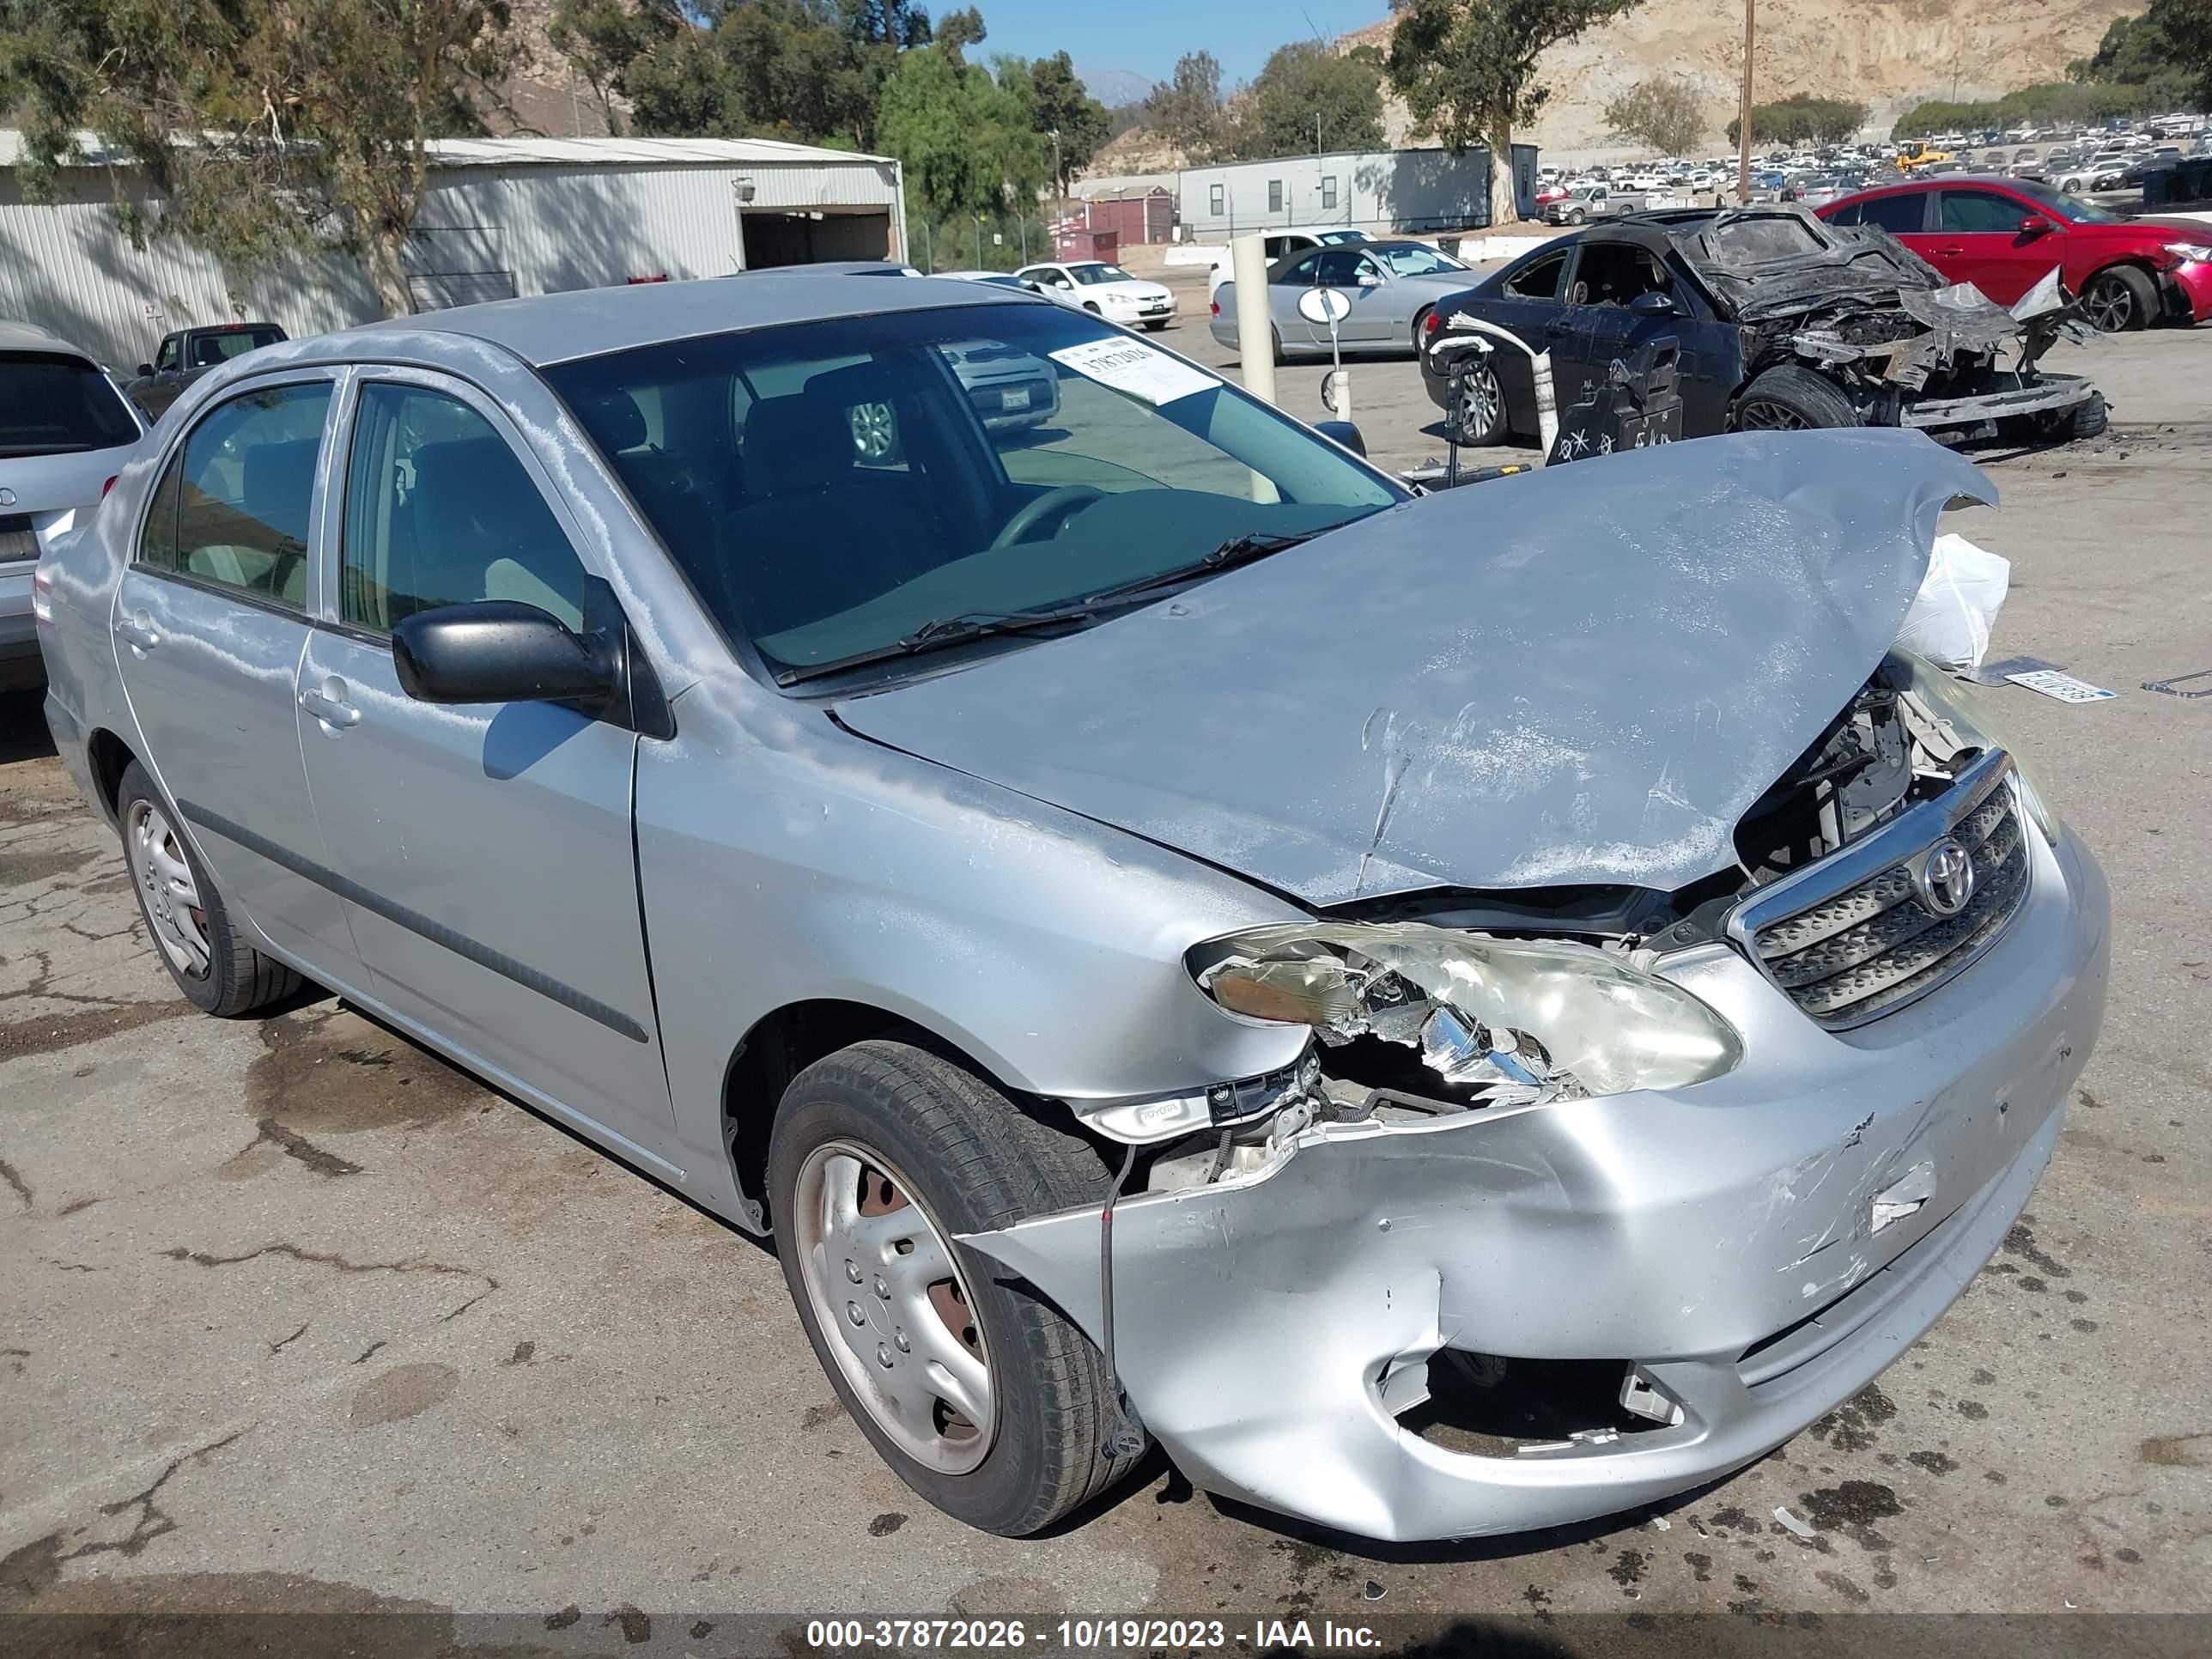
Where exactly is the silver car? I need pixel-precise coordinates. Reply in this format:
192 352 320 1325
37 274 2108 1543
3 322 147 688
1210 240 1478 357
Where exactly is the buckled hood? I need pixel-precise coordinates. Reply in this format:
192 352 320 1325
835 429 1993 907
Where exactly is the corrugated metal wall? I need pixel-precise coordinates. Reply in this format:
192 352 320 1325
2 155 905 369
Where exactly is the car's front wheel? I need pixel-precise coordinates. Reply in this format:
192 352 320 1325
769 1040 1139 1535
117 761 301 1016
1732 364 1857 431
2081 264 2155 332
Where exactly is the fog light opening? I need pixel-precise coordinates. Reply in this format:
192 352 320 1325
1394 1352 1666 1459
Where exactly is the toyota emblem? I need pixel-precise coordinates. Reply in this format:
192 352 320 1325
1917 837 1977 917
0 487 15 507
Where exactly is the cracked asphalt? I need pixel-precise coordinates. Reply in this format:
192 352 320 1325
3 313 2209 1658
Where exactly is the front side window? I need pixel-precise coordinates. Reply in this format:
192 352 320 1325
546 306 1402 683
155 337 181 373
341 383 585 634
0 354 142 458
1313 248 1366 286
172 381 331 608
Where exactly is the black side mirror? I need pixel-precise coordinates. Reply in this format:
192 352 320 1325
137 363 155 378
392 600 614 708
1630 289 1677 317
1314 419 1368 457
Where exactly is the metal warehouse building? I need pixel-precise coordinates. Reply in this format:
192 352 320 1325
0 132 907 370
1176 145 1540 240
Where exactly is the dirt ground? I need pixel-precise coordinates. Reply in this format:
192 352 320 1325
3 303 2209 1659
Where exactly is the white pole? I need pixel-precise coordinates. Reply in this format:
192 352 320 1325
1231 231 1275 405
1328 315 1350 427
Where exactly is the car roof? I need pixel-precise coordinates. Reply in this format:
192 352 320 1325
331 271 1036 368
0 319 97 359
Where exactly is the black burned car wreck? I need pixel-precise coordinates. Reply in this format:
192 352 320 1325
1420 204 2103 459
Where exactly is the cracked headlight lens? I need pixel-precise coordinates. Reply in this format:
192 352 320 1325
1893 651 2063 846
1190 922 1742 1098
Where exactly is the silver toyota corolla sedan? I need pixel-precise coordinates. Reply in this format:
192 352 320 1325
35 274 2108 1543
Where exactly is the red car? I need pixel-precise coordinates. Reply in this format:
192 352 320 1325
1816 174 2212 333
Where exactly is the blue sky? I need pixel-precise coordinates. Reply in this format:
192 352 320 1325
973 0 1385 94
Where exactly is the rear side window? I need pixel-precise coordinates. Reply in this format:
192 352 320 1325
340 383 585 634
1939 191 2032 233
185 326 284 368
0 354 141 458
1858 193 1929 234
173 381 331 610
1503 252 1567 300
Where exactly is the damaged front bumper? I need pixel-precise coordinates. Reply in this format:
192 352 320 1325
961 830 2108 1542
1899 373 2097 433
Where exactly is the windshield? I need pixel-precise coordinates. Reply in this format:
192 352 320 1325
0 354 140 457
546 304 1403 682
2008 179 2126 224
1368 244 1467 276
1069 264 1134 285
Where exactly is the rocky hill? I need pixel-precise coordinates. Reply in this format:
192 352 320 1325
1084 0 2142 175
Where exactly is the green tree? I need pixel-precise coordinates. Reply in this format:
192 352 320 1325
0 0 517 318
1387 0 1644 226
2144 0 2212 106
1140 51 1226 162
1230 41 1385 161
1023 52 1109 198
877 44 1043 224
548 0 683 135
1601 76 1706 155
1723 91 1867 147
589 0 887 149
933 4 984 68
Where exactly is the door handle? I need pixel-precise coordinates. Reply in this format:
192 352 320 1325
1936 244 1965 256
115 616 160 652
299 684 360 729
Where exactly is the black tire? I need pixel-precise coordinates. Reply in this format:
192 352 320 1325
116 761 301 1017
1411 307 1434 355
768 1040 1138 1536
1732 364 1858 431
2040 387 2108 441
1565 207 1586 224
1140 320 1169 332
1270 325 1285 366
2081 264 2155 333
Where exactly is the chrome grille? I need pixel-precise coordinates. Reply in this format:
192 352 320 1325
1733 752 2031 1030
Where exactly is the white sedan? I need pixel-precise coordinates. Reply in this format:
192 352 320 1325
1014 260 1177 330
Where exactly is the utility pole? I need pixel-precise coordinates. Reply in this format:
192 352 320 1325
1049 128 1063 205
1737 0 1755 204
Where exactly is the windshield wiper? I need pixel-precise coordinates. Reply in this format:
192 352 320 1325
1080 529 1321 605
775 606 1100 686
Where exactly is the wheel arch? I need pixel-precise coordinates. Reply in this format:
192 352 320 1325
719 997 1086 1231
85 727 139 826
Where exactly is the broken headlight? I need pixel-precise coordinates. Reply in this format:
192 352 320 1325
1189 922 1742 1099
1892 651 2063 846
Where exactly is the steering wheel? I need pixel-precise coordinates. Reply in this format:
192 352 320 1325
989 485 1106 550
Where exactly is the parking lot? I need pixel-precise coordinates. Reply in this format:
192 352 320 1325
3 272 2209 1656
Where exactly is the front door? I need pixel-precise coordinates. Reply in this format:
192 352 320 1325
1930 189 2064 305
296 373 675 1163
111 376 356 971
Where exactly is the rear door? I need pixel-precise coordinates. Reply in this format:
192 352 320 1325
296 370 675 1164
1929 188 2063 303
110 375 356 969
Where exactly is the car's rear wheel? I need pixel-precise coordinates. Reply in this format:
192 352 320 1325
1450 356 1508 446
1732 365 1857 431
117 761 301 1017
2081 265 2154 332
769 1040 1139 1536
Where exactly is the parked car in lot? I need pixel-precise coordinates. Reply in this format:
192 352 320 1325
1211 240 1474 358
1419 206 2103 447
1202 225 1372 294
38 274 2109 1545
2 321 147 688
1819 175 2212 331
1013 259 1176 329
122 321 286 418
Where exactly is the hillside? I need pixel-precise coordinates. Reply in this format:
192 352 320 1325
1348 0 2138 153
1082 0 2142 176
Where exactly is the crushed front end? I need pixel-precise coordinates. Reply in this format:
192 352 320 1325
961 660 2110 1542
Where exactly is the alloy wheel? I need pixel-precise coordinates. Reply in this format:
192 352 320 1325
127 799 210 978
848 401 896 461
1735 398 1812 431
792 1139 995 1474
2081 276 2133 333
1455 362 1503 440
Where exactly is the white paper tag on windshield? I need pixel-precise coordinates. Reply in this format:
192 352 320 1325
1049 338 1218 405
